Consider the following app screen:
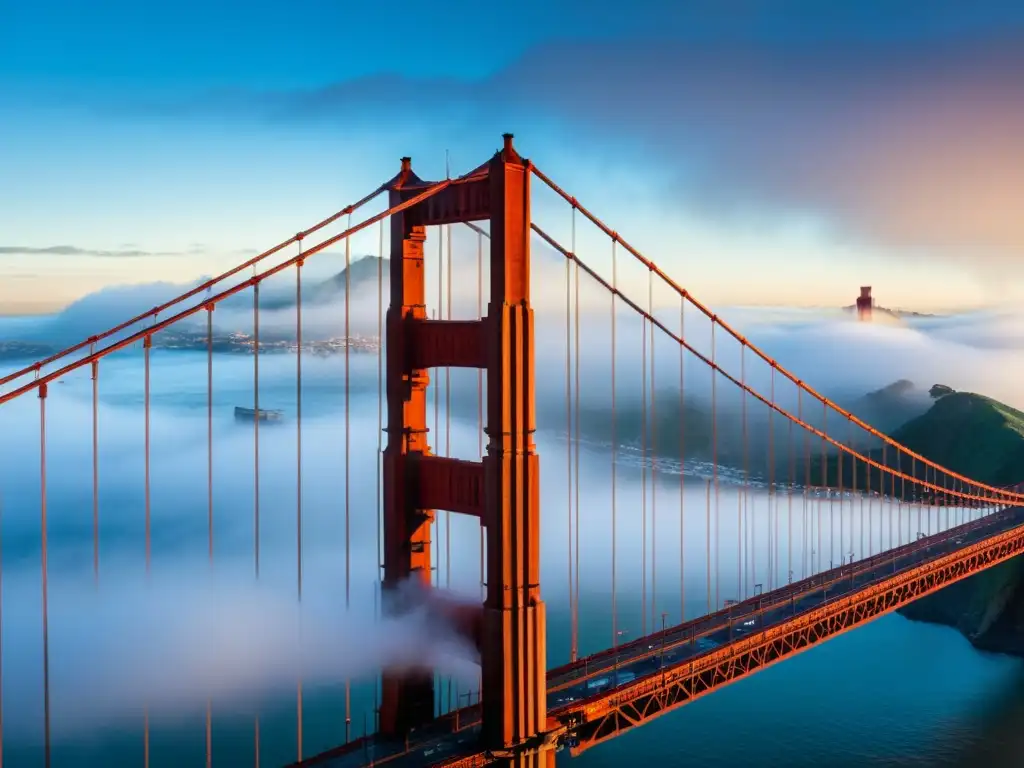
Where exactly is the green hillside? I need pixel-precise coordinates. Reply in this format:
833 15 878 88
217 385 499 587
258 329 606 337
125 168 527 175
812 390 1024 492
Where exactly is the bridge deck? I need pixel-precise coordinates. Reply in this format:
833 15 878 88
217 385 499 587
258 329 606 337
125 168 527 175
295 501 1024 767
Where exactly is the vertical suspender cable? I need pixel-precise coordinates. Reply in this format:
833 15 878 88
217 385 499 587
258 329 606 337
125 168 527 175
434 233 441 596
445 223 452 590
679 298 685 622
867 434 873 557
205 305 214 768
445 223 453 714
253 276 261 768
929 467 935 533
738 346 745 598
254 281 261 578
925 468 933 536
91 347 99 585
477 231 484 604
376 220 384 721
800 390 808 580
900 451 907 545
206 307 215 565
711 323 719 611
955 479 960 526
821 404 827 570
742 346 750 596
836 407 844 568
207 306 214 564
853 421 861 560
144 326 155 761
145 334 152 572
787 412 794 583
706 325 713 614
882 444 889 549
0 491 4 765
610 240 618 649
772 370 779 588
296 242 304 762
345 214 353 739
476 229 484 703
913 457 919 540
768 367 775 589
640 283 648 636
39 383 51 768
705 476 711 615
573 215 581 658
649 269 657 628
564 227 574 662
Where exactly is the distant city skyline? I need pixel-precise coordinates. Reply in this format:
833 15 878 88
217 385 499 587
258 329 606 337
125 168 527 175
2 1 1022 316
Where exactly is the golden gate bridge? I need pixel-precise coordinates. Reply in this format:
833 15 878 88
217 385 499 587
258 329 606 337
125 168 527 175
0 134 1022 767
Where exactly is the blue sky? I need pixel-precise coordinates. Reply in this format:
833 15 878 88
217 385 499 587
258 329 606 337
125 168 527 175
2 1 1023 314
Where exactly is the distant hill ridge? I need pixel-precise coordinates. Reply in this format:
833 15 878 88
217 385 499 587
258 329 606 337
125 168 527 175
840 303 937 319
313 255 387 300
812 387 1024 490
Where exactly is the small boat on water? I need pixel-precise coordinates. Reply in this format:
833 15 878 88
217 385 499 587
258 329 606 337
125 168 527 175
234 406 284 422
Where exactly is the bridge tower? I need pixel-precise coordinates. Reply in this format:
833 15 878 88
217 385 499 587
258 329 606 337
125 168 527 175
381 134 549 761
856 286 873 321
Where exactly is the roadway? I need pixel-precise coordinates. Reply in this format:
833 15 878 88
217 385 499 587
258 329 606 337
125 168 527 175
548 500 1024 714
298 498 1024 768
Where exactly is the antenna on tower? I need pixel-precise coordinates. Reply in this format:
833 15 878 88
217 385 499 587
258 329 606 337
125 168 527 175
445 149 450 180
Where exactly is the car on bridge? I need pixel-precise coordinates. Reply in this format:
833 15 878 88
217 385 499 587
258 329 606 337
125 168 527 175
585 670 636 694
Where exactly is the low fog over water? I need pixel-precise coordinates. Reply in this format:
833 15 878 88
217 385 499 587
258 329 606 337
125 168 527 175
1 270 1023 765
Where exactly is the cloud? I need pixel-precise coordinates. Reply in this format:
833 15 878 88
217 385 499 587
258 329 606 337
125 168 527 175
125 31 1024 275
0 245 194 258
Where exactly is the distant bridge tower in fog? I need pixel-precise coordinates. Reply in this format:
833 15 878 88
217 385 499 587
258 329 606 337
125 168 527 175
856 286 874 321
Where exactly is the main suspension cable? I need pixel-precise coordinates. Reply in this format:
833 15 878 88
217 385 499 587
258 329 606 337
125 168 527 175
531 221 1003 505
0 180 459 407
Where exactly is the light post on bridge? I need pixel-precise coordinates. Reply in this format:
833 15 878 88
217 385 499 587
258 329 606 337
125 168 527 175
724 599 737 641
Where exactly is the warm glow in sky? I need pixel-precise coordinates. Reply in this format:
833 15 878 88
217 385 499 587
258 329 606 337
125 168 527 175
2 0 1022 315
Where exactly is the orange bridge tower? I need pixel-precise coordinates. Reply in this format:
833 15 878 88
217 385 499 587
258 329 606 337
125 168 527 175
380 134 549 762
856 286 874 321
